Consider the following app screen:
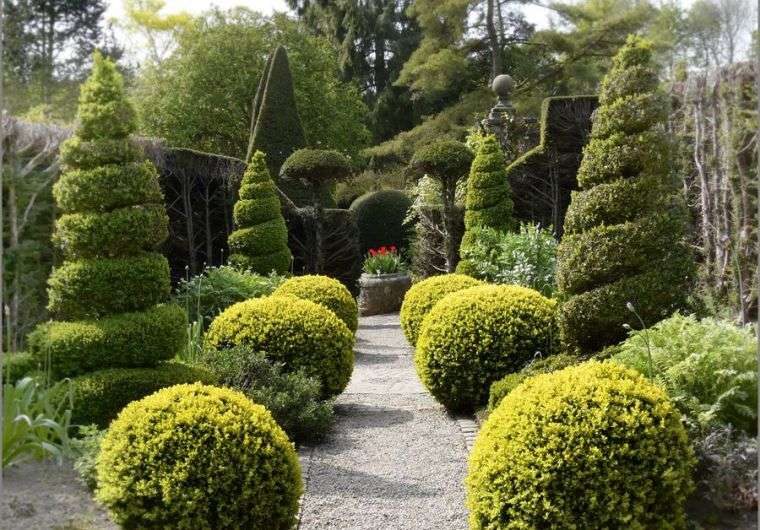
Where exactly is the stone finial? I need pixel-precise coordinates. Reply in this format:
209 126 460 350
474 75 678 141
492 74 514 99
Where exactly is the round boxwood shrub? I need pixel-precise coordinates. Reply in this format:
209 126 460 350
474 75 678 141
273 275 358 333
95 383 302 529
415 284 557 411
400 274 483 346
205 295 354 397
349 190 412 254
50 362 216 428
467 361 695 529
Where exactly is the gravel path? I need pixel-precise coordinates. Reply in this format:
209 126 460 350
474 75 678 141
297 313 470 530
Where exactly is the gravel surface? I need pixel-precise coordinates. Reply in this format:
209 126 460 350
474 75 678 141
297 313 470 530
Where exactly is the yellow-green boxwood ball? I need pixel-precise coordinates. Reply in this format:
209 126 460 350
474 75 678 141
273 274 358 333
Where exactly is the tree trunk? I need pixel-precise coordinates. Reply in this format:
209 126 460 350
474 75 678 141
486 0 502 79
442 180 458 273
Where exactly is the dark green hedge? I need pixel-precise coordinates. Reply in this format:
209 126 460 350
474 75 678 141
349 190 412 254
2 352 40 384
280 148 351 186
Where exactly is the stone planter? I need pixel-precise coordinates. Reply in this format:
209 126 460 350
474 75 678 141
358 272 412 316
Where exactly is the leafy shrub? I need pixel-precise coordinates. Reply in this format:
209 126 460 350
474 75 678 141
487 352 579 411
73 425 107 491
280 148 352 187
362 246 406 275
273 275 358 333
49 362 216 428
400 273 482 346
198 346 334 444
174 265 285 329
349 189 412 254
2 351 39 384
205 295 354 397
416 284 557 411
459 224 558 297
96 383 302 529
613 313 757 433
467 361 695 529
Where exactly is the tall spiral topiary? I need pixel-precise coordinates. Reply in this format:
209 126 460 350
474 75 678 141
228 151 292 275
556 36 694 354
457 135 513 275
27 53 187 423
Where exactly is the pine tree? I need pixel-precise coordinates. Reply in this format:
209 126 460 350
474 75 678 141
556 36 694 354
228 151 292 275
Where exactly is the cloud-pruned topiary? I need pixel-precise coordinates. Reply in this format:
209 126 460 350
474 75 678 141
228 151 292 275
458 135 513 275
349 190 412 255
415 284 557 411
399 273 483 346
205 295 354 398
556 35 694 354
96 383 302 529
468 361 695 529
273 275 358 333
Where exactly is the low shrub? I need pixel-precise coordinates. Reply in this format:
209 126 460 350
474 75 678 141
50 362 216 428
95 383 302 529
205 295 354 398
273 275 358 333
467 361 695 529
198 346 334 444
2 351 39 384
399 273 482 346
350 190 412 254
415 284 557 410
73 425 107 491
613 313 757 433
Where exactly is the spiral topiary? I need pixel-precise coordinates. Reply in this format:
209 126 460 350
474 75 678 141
415 284 557 411
556 36 694 354
28 53 185 382
467 361 695 529
273 275 358 332
96 383 302 529
205 295 354 397
349 189 413 255
399 274 483 346
228 151 292 275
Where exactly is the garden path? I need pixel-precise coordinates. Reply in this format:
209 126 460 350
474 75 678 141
297 313 470 530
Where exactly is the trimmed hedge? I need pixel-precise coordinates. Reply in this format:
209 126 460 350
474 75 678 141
408 140 473 181
50 362 215 428
349 190 412 254
280 148 352 187
205 295 354 398
27 304 187 380
96 383 302 529
415 284 557 411
399 274 483 346
59 136 142 170
467 361 695 529
273 275 358 333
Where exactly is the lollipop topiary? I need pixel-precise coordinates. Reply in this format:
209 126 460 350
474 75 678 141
399 274 483 346
467 361 695 529
96 383 302 529
205 295 354 397
273 275 358 333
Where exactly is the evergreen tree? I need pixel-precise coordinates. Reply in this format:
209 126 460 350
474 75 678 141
556 36 694 354
228 151 292 275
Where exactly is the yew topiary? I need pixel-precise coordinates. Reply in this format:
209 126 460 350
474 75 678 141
467 361 695 529
415 284 557 411
273 275 358 333
349 189 412 254
228 151 292 275
96 383 302 529
556 36 694 354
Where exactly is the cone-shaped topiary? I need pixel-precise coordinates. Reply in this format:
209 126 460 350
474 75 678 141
556 36 694 354
28 54 187 419
228 151 292 275
458 135 513 275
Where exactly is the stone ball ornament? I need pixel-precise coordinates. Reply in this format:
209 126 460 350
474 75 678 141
491 74 515 98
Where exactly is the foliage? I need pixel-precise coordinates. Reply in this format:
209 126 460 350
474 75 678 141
613 313 757 434
349 189 413 254
2 377 76 468
227 151 292 275
95 383 303 529
3 352 40 385
73 425 107 491
363 246 406 276
407 140 473 184
49 362 216 429
273 275 358 333
205 295 355 398
415 284 558 411
198 346 334 444
280 148 352 187
467 361 695 529
459 224 558 297
556 36 694 354
400 273 482 346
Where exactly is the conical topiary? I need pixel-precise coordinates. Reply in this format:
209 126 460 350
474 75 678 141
457 135 513 274
556 35 694 354
228 151 292 274
27 54 190 421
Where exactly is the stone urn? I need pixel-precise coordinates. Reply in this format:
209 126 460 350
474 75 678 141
358 272 412 316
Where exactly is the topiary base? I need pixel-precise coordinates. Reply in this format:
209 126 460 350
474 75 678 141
358 273 412 316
